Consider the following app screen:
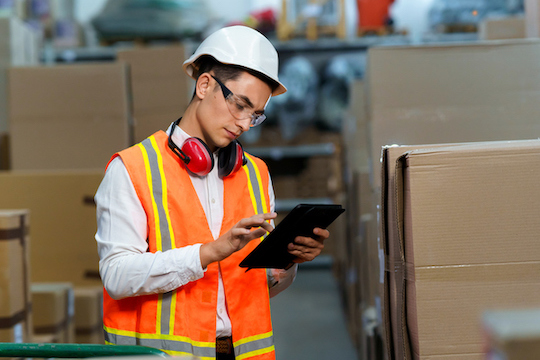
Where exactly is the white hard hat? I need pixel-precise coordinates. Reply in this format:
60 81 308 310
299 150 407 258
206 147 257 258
183 26 287 96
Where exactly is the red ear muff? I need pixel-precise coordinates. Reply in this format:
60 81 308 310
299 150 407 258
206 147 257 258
180 137 214 176
218 140 246 178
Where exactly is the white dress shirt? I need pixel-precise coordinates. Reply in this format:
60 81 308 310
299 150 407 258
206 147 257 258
95 122 297 338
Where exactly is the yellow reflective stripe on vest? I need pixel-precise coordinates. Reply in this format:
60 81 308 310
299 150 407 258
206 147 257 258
103 326 215 359
243 153 269 215
234 330 275 360
139 136 177 336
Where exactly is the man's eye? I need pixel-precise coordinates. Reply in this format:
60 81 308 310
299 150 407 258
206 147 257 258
235 102 246 111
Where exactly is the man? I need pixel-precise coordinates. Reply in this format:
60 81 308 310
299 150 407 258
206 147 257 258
95 25 330 360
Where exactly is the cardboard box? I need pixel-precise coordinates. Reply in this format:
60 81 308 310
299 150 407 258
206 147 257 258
367 40 540 189
116 45 190 143
0 209 32 343
0 132 9 170
380 143 464 360
74 286 104 344
31 282 75 343
8 63 132 170
479 16 526 40
342 80 370 175
0 17 40 134
0 170 104 286
381 139 540 359
483 309 540 360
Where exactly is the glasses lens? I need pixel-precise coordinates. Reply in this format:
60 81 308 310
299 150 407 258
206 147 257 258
250 114 266 127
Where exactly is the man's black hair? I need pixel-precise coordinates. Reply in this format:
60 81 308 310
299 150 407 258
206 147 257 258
191 55 278 97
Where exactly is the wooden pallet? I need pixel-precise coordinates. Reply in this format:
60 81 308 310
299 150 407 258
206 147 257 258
437 23 478 34
99 35 185 47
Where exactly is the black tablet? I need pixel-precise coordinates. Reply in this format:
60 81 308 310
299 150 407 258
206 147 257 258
239 204 345 270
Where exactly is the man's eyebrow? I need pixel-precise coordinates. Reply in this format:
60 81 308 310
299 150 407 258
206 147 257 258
237 94 254 108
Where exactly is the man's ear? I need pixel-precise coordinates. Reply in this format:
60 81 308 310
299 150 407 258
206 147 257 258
195 73 211 99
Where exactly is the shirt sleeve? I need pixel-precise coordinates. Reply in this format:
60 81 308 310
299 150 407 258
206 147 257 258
95 157 205 300
265 171 298 297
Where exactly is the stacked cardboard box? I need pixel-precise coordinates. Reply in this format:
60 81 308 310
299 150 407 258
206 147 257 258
116 45 191 143
339 39 540 360
380 140 540 359
74 286 104 344
0 17 40 170
8 63 132 170
367 39 540 189
479 16 526 40
483 309 540 360
31 282 75 343
0 209 32 343
0 170 104 286
340 80 383 359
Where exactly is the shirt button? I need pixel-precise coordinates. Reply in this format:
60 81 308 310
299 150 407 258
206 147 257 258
211 198 216 204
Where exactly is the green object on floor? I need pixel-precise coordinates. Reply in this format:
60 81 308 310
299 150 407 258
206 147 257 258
0 343 168 358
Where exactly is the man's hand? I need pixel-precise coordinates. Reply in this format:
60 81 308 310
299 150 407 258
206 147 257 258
287 227 330 263
200 212 277 269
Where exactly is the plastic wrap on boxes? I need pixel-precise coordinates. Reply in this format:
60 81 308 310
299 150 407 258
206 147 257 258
317 56 363 132
91 0 209 41
266 56 319 141
428 0 511 28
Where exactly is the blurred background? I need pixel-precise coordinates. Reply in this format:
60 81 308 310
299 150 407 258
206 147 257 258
1 0 539 360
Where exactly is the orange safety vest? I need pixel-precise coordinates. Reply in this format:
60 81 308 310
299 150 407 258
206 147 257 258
102 131 275 360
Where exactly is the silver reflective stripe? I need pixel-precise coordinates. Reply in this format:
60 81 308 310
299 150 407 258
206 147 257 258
160 291 174 335
141 137 174 336
244 156 265 215
104 331 215 358
141 138 173 251
235 335 274 358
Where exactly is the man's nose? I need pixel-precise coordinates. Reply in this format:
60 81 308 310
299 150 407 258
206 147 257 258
236 118 251 132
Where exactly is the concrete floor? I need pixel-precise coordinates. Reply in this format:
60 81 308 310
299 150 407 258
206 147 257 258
270 257 359 360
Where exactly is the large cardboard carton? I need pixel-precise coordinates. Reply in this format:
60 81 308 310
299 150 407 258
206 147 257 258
0 209 32 343
8 63 132 170
381 139 540 359
116 45 190 143
367 40 540 189
31 282 75 343
479 16 526 40
0 170 104 286
483 309 540 360
74 286 104 344
0 17 40 134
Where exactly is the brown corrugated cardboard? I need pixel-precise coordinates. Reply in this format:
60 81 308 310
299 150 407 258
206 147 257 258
367 40 540 189
0 170 103 286
0 209 32 343
483 309 540 360
479 16 526 40
382 139 540 359
117 45 190 143
8 63 131 170
31 282 75 343
0 17 40 134
74 286 104 344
